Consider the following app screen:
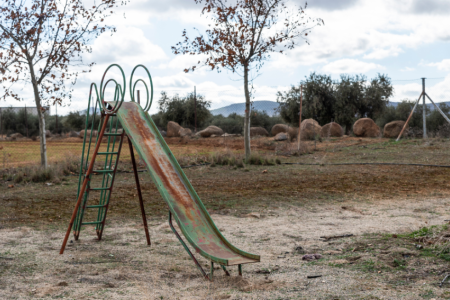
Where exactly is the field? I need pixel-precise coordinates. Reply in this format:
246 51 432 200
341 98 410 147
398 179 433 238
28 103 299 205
1 136 450 299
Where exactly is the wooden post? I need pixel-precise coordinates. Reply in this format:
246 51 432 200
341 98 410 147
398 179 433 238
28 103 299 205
297 85 303 152
194 86 197 132
396 92 423 141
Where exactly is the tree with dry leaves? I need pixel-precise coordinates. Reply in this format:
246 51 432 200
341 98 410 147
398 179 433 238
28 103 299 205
172 0 323 160
0 0 124 167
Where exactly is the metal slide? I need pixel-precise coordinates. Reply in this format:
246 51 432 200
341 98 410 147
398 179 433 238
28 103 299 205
116 101 260 273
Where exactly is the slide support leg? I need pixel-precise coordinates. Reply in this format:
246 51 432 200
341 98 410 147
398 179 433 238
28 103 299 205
168 211 209 281
128 136 151 245
222 265 230 276
210 262 214 282
238 264 242 276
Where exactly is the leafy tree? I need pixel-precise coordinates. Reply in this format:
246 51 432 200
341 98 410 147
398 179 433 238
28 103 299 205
360 74 393 119
0 0 124 167
210 113 244 134
172 0 323 161
64 111 86 132
334 74 366 133
250 109 284 132
0 108 39 137
278 73 393 133
425 103 450 133
157 91 212 129
277 73 335 126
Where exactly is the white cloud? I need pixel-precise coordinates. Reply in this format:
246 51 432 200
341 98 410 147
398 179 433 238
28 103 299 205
363 47 403 60
400 67 415 72
85 27 168 68
322 59 385 74
426 59 450 71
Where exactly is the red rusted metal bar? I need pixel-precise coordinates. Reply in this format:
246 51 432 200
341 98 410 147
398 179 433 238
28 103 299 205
60 114 111 254
168 211 209 280
128 135 151 245
396 91 423 141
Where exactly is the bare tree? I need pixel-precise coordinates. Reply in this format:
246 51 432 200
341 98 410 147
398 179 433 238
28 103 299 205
0 0 124 167
172 0 323 161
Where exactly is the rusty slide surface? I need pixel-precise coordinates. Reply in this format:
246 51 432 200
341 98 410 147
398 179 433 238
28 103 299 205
116 102 260 266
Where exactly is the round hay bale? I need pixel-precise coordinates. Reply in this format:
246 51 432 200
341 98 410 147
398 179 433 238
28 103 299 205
197 126 224 138
167 121 182 137
300 119 321 140
271 124 289 136
250 127 269 137
384 121 408 138
353 118 380 137
320 122 343 138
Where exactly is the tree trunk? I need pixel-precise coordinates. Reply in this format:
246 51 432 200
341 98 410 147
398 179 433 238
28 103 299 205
243 64 251 162
28 59 48 168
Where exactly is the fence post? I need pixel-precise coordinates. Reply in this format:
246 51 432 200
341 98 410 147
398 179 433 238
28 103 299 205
297 84 303 152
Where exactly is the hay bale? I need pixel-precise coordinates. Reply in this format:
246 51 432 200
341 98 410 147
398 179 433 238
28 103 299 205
197 126 224 138
353 118 380 137
167 121 182 137
250 127 269 137
300 119 321 140
384 121 408 138
271 124 289 136
321 122 343 138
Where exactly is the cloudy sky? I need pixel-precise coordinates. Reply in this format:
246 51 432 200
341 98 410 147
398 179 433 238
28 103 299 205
4 0 450 115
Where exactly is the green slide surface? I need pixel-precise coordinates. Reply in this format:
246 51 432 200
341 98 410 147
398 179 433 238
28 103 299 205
116 101 260 266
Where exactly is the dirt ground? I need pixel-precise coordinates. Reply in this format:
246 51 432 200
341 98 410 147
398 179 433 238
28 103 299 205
1 197 450 299
1 137 450 299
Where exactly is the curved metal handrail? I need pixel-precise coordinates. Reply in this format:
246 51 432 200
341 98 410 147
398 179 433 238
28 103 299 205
129 64 153 112
96 64 153 114
99 64 126 114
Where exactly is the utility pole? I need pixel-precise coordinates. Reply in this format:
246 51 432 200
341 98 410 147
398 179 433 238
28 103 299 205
422 78 427 139
194 86 197 132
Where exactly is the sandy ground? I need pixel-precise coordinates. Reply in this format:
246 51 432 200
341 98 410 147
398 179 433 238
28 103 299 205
1 196 449 300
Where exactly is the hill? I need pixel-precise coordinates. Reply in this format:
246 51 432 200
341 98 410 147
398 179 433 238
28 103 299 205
211 100 280 117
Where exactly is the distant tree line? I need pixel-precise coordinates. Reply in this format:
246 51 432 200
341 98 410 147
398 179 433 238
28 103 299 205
0 108 119 137
151 92 284 134
277 73 394 133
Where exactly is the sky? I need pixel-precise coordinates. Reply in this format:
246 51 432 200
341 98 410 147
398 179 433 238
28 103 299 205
3 0 450 115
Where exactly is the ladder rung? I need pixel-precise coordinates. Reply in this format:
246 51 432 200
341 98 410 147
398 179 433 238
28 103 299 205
86 204 107 209
90 187 110 191
82 221 103 225
98 152 118 155
92 170 114 174
104 133 122 136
